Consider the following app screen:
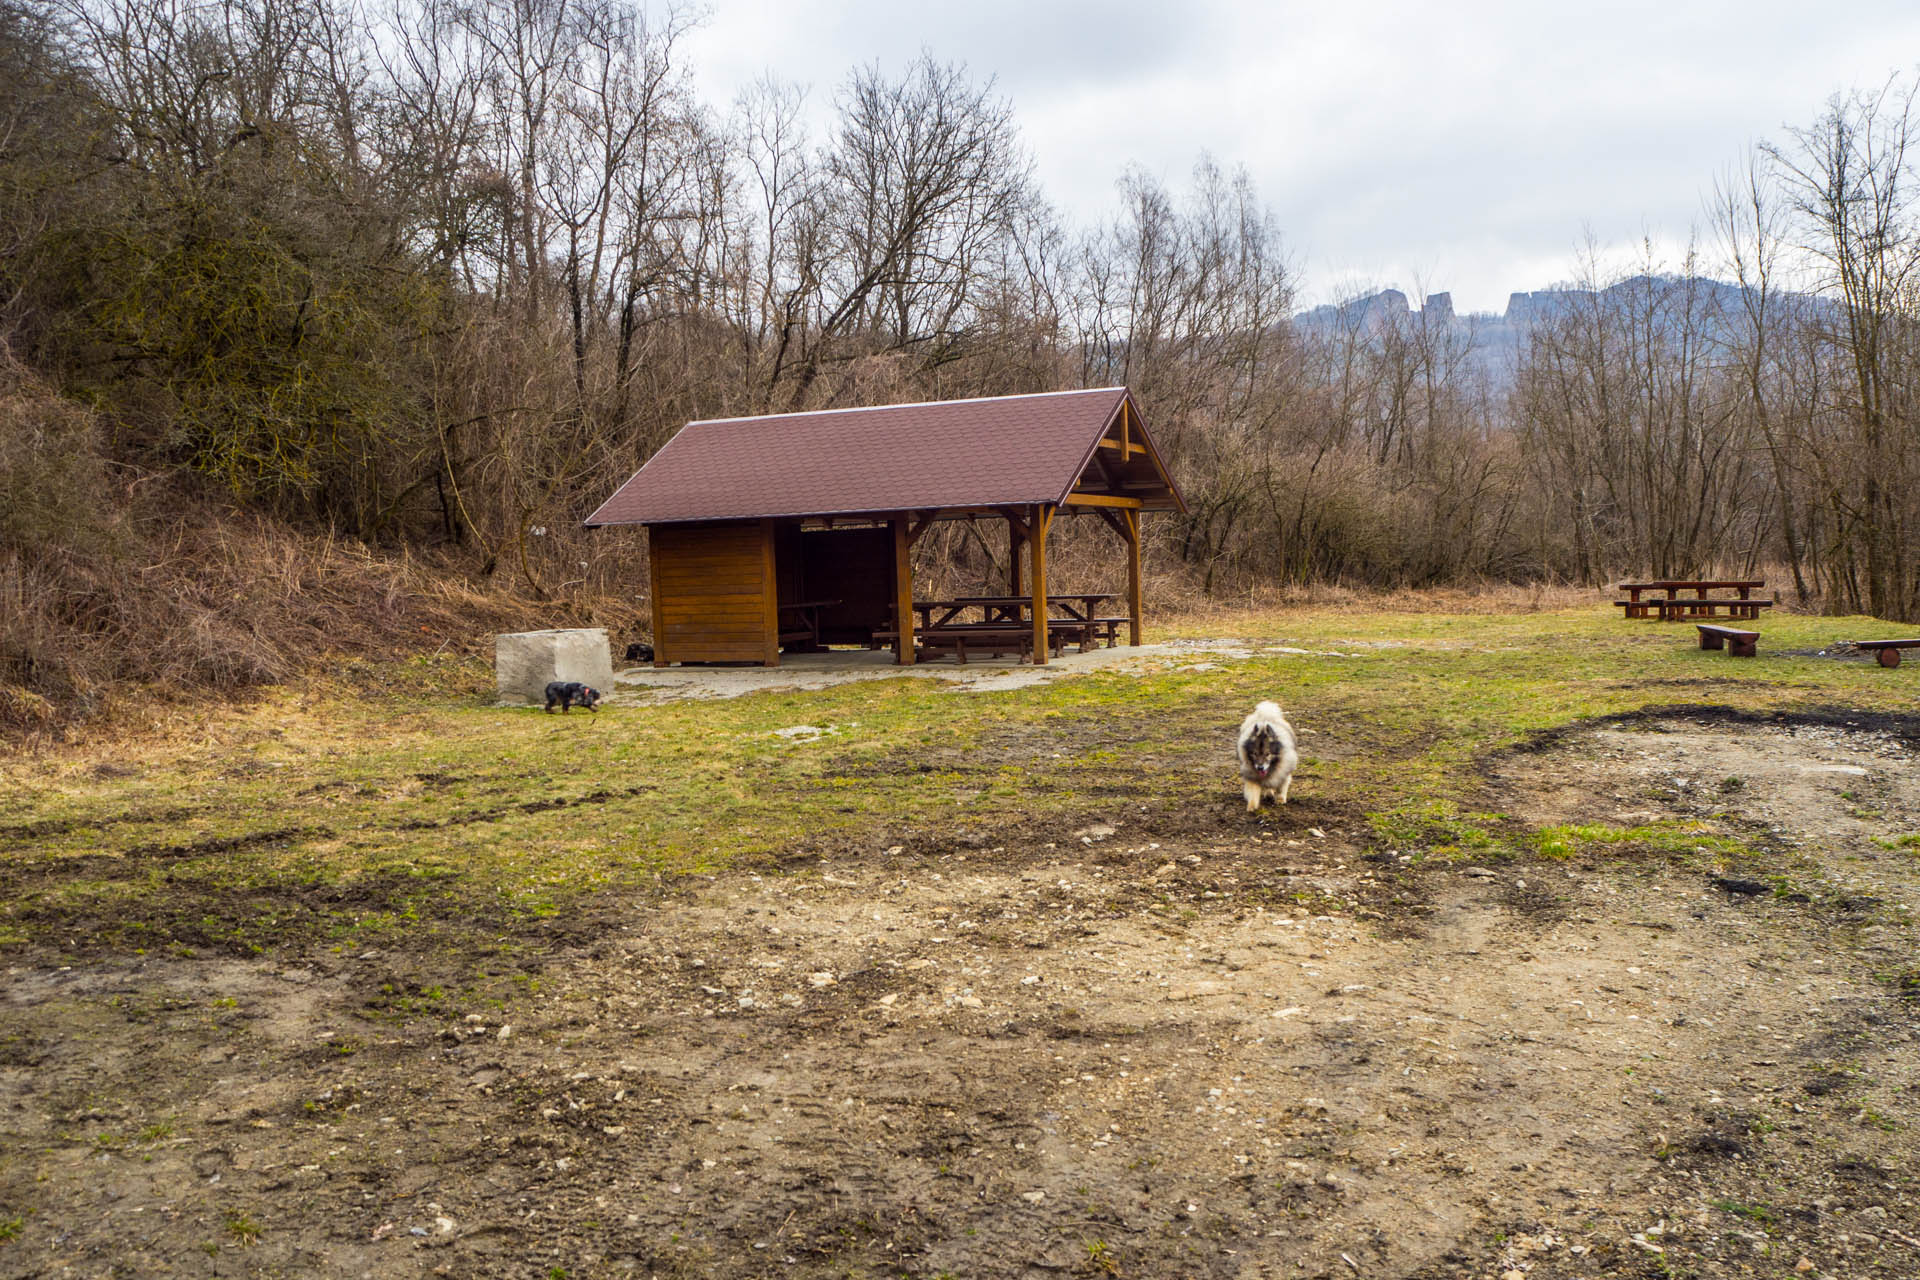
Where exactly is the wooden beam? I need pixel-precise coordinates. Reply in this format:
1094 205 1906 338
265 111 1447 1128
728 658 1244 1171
1063 492 1144 509
892 513 915 666
1089 448 1117 484
760 518 780 667
995 506 1031 541
906 510 940 547
1091 507 1130 542
646 526 669 667
1030 504 1051 666
1097 436 1147 458
1124 508 1142 647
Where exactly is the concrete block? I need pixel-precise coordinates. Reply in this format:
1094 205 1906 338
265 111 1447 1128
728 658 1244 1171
494 628 614 704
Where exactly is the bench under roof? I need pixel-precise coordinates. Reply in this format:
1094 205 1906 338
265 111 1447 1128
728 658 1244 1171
585 388 1181 668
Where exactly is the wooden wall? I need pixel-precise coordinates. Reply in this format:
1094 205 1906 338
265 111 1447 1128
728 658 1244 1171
649 521 777 665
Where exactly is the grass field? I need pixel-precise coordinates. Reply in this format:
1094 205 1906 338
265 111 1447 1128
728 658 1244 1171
4 604 1914 958
3 601 1918 1278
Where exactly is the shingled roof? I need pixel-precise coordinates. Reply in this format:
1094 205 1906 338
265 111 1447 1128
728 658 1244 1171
584 387 1181 527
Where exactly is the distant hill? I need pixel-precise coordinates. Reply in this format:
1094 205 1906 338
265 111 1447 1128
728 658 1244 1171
1293 277 1815 394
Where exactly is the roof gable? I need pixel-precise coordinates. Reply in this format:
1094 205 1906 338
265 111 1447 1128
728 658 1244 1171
585 387 1182 527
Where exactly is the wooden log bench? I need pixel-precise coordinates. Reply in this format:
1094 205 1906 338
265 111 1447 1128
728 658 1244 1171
1696 623 1760 657
1853 638 1920 668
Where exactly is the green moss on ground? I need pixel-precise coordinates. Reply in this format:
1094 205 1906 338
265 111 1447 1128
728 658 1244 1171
3 604 1913 957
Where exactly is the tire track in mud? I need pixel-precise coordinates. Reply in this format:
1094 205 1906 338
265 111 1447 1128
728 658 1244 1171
29 784 661 863
0 806 199 842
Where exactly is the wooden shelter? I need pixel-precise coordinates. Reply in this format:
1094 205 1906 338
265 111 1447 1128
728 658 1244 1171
584 387 1183 666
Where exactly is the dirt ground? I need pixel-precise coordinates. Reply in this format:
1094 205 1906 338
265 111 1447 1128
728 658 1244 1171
4 707 1919 1279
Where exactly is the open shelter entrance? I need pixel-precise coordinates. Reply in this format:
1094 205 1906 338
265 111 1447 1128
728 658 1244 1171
585 388 1184 666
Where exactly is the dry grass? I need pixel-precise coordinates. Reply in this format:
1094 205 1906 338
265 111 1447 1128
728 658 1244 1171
0 352 655 742
1153 563 1827 622
0 507 646 744
1159 578 1592 618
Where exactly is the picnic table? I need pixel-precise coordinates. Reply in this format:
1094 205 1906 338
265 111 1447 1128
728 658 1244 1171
945 593 1115 627
939 594 1124 649
875 593 1125 663
1616 580 1772 621
776 598 840 651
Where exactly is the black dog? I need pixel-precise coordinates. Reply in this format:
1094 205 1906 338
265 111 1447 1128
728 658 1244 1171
623 642 654 663
543 681 601 713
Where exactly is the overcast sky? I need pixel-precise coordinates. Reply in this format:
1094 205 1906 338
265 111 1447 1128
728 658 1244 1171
679 0 1920 315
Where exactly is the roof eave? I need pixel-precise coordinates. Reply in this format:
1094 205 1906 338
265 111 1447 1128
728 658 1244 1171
585 496 1073 529
1051 388 1188 514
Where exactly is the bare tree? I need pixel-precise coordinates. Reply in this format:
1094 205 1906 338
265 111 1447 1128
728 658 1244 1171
790 54 1034 401
1765 79 1920 618
1714 153 1818 602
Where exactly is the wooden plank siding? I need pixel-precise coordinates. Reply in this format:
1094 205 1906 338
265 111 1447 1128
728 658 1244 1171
648 521 779 664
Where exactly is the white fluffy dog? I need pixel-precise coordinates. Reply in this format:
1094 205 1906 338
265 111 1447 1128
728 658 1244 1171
1236 701 1299 812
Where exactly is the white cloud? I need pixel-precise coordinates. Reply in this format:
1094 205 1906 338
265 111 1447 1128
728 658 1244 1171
677 0 1920 314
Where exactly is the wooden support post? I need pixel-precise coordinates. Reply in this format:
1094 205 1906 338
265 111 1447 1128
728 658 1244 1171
892 513 915 666
1001 507 1030 597
1124 508 1143 647
760 518 780 667
646 526 669 667
1029 504 1051 666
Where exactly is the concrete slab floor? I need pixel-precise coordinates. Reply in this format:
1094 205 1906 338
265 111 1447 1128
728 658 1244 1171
604 640 1321 703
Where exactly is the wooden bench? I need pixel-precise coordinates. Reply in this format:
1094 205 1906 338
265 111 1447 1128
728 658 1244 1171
1696 623 1759 657
1661 598 1772 622
1006 616 1128 653
872 627 1047 663
1853 638 1920 668
1616 597 1774 621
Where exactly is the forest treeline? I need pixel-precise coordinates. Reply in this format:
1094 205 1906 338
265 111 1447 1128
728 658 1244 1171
4 0 1920 726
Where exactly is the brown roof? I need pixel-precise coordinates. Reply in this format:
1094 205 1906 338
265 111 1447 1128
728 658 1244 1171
585 387 1182 527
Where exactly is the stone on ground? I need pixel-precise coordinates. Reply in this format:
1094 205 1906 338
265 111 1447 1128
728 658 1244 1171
495 628 614 704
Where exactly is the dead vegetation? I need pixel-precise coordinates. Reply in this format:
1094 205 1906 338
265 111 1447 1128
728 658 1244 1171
0 518 644 740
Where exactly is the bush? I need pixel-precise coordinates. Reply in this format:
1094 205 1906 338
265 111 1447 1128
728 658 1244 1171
0 354 108 556
0 357 645 738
